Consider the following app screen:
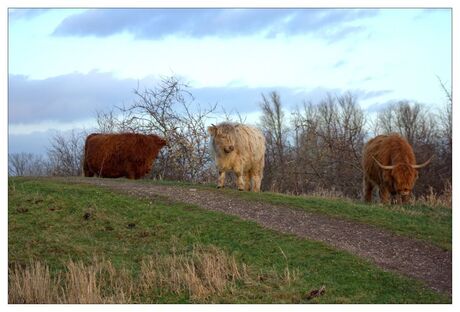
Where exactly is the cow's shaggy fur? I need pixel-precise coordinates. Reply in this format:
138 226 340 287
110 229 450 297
362 133 431 204
208 123 266 192
83 133 167 179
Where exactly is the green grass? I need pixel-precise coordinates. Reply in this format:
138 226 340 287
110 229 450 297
147 179 452 251
8 177 450 303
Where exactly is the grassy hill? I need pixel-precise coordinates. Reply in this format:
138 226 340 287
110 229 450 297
8 177 451 303
152 179 452 251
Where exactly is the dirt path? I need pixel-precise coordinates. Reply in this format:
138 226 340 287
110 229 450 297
65 177 451 295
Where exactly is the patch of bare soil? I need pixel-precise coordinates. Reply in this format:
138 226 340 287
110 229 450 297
62 177 451 295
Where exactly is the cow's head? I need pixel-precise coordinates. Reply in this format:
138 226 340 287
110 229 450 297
208 124 236 155
373 156 432 203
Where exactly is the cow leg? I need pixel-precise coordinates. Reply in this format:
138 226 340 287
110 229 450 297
83 161 93 177
251 175 261 192
379 187 390 204
244 173 252 191
363 177 373 203
217 170 226 188
251 168 263 192
235 169 245 191
84 167 94 177
126 165 137 179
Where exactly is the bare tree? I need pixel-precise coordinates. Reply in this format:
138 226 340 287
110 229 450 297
374 101 438 146
8 153 29 176
47 130 86 176
435 78 452 192
259 91 290 192
291 93 366 197
8 153 47 176
96 109 117 134
8 153 50 176
96 76 217 183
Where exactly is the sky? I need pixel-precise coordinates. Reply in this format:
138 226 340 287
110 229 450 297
7 7 452 155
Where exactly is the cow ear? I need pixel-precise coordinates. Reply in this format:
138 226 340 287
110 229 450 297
207 124 217 136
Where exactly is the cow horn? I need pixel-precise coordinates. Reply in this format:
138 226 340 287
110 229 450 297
372 156 395 170
411 155 433 169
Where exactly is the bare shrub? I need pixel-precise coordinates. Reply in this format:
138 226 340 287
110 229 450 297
8 152 50 176
302 186 346 200
96 76 217 183
291 92 366 197
259 91 290 192
412 181 452 208
47 130 87 176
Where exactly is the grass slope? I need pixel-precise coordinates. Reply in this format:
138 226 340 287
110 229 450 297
8 177 450 303
150 179 452 250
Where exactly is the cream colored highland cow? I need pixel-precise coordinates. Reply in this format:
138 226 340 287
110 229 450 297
208 122 266 192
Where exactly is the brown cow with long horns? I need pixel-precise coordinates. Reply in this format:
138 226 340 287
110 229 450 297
362 133 432 204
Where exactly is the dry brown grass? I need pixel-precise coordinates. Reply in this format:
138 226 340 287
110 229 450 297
288 186 348 201
414 182 452 209
295 183 452 209
8 261 59 304
61 258 133 303
308 187 346 199
277 246 300 287
140 245 248 300
9 257 132 304
11 244 298 303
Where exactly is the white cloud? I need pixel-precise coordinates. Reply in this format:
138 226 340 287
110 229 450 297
7 8 452 155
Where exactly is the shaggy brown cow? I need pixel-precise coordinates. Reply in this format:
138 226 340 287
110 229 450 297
208 122 266 192
83 133 167 179
362 133 432 204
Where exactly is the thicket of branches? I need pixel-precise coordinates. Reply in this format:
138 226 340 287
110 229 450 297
260 91 451 198
8 130 86 177
9 76 452 200
95 76 217 183
8 153 49 177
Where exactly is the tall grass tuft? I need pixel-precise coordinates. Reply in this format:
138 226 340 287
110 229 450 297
415 182 452 208
9 257 133 304
9 245 263 303
9 262 59 304
140 245 248 300
60 257 132 303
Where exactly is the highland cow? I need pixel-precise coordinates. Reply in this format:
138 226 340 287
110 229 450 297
208 122 266 192
362 133 432 204
83 133 167 179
